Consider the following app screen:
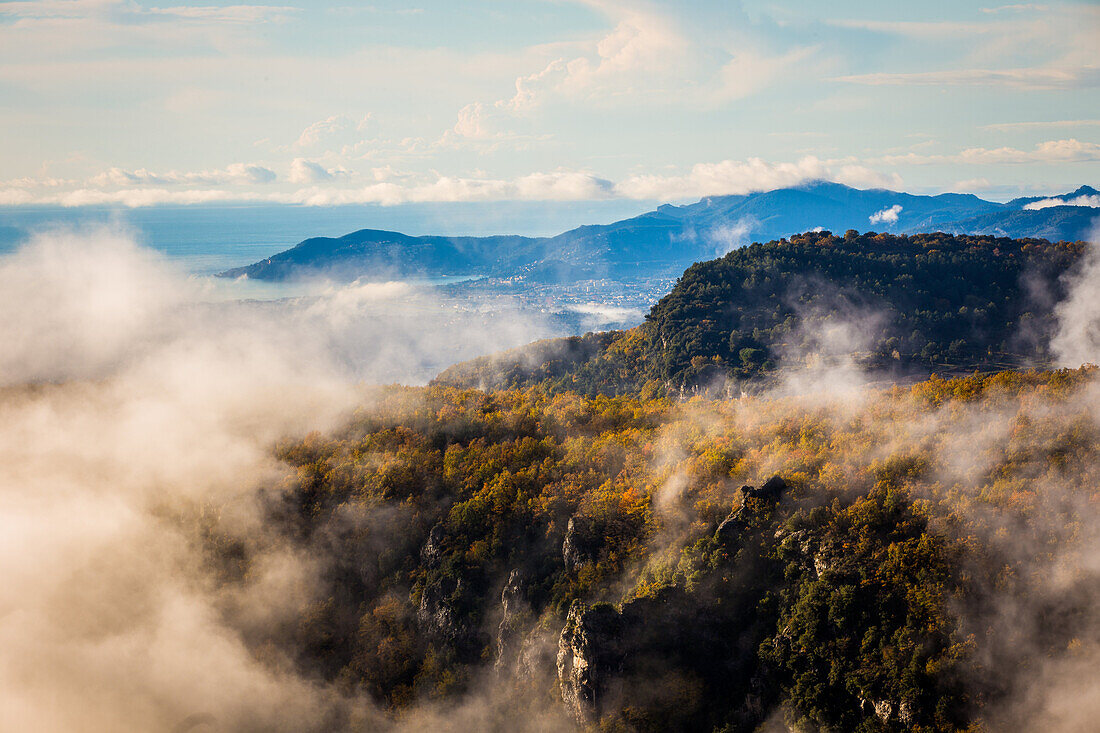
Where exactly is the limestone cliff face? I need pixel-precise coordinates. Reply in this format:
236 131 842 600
562 516 598 571
494 569 530 673
420 523 445 567
416 574 463 644
556 600 625 724
553 478 791 729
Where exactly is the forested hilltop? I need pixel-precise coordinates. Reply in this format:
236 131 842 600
436 231 1087 396
205 369 1100 731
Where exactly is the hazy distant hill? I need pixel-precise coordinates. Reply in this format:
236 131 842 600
219 182 1098 282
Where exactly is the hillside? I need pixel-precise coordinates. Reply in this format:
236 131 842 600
212 369 1100 731
434 231 1088 396
217 182 1098 283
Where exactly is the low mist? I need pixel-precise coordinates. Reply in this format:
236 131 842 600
3 225 1100 732
0 227 558 731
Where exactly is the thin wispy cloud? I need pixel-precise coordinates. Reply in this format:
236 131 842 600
0 0 298 22
875 139 1100 166
836 67 1100 90
981 120 1100 131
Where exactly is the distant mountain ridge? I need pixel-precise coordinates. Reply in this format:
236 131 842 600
219 182 1098 282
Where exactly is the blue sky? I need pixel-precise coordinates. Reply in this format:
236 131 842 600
0 0 1097 206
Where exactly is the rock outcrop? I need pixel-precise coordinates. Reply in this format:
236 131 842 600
420 523 446 567
494 569 531 673
717 475 788 545
562 515 599 570
557 601 625 724
416 575 463 644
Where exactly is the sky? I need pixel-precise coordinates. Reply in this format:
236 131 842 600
0 0 1097 207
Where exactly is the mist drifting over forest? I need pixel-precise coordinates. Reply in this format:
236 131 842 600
3 0 1100 730
0 221 1093 731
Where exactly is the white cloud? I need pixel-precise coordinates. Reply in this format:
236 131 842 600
707 218 757 256
288 159 348 184
294 115 345 149
292 116 336 147
447 1 817 140
0 189 37 206
514 170 615 200
869 204 903 224
616 156 901 201
1 157 912 207
88 163 276 187
446 58 585 142
1024 195 1100 210
47 188 265 207
875 139 1100 166
287 170 615 206
451 102 502 140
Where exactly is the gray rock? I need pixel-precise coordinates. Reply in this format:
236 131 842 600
416 575 462 643
717 476 788 545
562 516 598 571
420 523 445 567
743 474 787 501
494 569 529 672
556 600 624 724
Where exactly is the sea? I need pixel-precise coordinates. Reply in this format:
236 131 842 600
0 200 654 300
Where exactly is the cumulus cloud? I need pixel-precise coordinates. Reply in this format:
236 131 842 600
287 170 615 206
1024 194 1100 210
294 115 348 148
292 114 371 150
0 157 909 207
868 204 903 225
89 163 277 187
288 158 348 184
449 62 569 141
27 187 265 207
616 156 901 201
